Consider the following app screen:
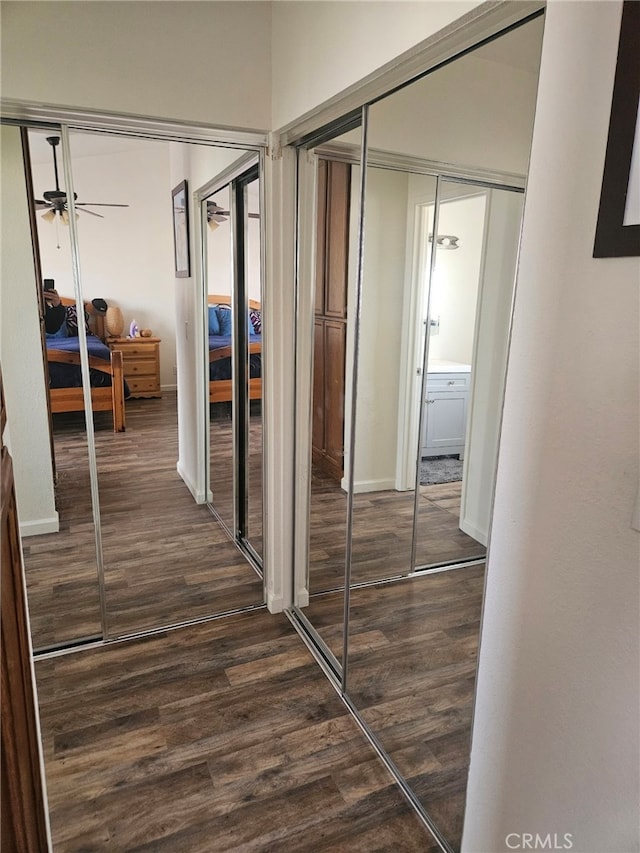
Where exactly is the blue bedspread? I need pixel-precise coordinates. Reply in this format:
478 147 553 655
47 335 129 394
209 334 262 381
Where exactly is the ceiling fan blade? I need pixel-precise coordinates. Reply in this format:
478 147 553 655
76 207 105 219
75 203 129 208
34 200 50 209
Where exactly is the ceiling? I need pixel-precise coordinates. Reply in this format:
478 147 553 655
27 129 162 166
26 14 544 168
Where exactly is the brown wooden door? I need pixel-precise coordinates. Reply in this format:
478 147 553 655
322 320 347 479
312 160 351 480
1 370 50 853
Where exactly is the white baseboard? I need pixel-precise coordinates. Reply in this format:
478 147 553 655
176 461 207 504
161 383 177 392
294 590 309 608
341 476 397 494
459 516 488 547
20 514 59 537
267 593 285 613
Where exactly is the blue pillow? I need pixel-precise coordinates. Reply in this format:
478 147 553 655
216 306 232 336
208 305 220 335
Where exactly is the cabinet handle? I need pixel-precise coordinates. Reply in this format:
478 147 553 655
426 399 436 404
447 380 455 385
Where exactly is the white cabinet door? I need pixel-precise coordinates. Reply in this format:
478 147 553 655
423 391 468 457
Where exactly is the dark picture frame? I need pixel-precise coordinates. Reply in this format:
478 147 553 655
171 180 191 277
593 1 640 258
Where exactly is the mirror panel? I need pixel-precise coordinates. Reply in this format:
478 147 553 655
244 174 263 559
20 127 103 650
350 163 438 586
343 17 544 851
302 124 363 667
207 183 236 534
20 128 265 642
415 180 524 570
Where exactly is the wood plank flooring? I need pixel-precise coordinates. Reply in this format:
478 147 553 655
35 610 440 852
24 394 482 851
302 564 485 850
22 393 263 649
309 469 485 594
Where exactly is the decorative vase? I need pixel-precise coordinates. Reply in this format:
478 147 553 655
105 306 124 337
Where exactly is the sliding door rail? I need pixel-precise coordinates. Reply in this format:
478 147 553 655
1 99 268 150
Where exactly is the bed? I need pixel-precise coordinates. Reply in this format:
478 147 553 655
208 294 262 404
46 297 126 432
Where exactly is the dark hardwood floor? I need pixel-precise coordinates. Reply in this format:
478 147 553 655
22 393 264 649
302 565 485 850
309 469 485 594
35 610 440 852
24 393 482 851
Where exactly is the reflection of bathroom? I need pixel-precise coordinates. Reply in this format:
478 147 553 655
422 185 524 546
422 192 485 477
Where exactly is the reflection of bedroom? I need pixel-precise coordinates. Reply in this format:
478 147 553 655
207 182 261 301
20 130 265 649
30 131 178 393
30 130 259 396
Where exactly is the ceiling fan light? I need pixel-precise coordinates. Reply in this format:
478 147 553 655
41 209 56 223
208 219 220 232
60 210 79 225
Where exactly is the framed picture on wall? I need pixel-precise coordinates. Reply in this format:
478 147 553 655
593 0 640 258
171 180 191 277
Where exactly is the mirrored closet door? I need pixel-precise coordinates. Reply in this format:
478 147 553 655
293 122 364 669
202 158 265 569
294 12 544 852
10 124 267 649
17 126 104 651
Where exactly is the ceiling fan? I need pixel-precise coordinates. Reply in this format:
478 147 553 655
34 136 129 222
207 200 259 230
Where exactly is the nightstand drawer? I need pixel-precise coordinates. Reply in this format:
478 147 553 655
125 357 157 375
107 336 162 399
120 344 156 358
127 377 160 394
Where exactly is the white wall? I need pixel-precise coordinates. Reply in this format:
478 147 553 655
350 167 409 491
206 182 261 302
460 188 523 546
0 126 58 535
1 1 272 130
463 3 640 851
207 187 233 297
428 193 486 365
272 0 478 129
32 136 178 387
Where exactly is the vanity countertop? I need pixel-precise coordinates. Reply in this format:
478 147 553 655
427 359 471 374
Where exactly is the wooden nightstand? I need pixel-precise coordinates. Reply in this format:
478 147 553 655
106 337 162 398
